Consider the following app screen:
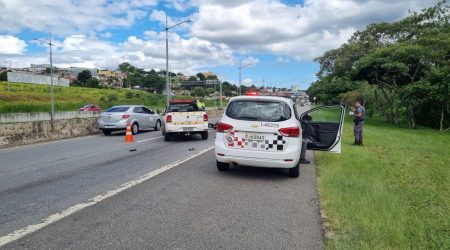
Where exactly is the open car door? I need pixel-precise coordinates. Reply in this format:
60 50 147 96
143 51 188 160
300 105 344 153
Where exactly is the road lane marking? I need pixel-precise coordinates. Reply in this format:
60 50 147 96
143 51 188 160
0 146 214 247
136 136 163 143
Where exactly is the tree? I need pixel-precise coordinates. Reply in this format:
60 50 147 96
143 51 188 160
206 74 218 80
86 79 100 88
77 70 92 85
308 1 450 129
188 76 198 81
118 62 136 73
196 72 206 81
192 87 206 97
0 70 10 81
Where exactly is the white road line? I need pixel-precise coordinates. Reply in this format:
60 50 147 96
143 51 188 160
0 146 214 247
136 136 163 143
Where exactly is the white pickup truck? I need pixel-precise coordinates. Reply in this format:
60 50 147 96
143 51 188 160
162 100 209 141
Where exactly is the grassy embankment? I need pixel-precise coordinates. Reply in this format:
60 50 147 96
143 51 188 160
0 81 219 113
316 113 449 249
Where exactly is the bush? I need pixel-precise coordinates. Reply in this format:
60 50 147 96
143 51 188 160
126 91 133 99
108 94 118 102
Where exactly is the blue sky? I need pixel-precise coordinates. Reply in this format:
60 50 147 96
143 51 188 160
0 0 438 89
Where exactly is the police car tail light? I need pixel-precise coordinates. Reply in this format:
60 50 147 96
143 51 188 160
216 122 233 133
166 114 172 123
203 114 209 122
279 126 300 137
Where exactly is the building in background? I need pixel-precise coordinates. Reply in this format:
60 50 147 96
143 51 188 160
7 72 69 87
30 64 52 73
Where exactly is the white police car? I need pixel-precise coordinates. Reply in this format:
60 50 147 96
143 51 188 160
215 94 344 177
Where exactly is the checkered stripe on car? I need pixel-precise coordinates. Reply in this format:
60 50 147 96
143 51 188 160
227 131 287 151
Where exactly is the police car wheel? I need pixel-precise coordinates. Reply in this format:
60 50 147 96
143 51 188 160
201 132 208 140
164 133 171 141
288 164 299 178
216 161 229 171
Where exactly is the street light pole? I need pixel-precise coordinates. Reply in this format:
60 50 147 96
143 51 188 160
238 61 252 95
165 13 170 108
219 80 222 108
164 13 191 108
33 32 55 124
49 32 54 124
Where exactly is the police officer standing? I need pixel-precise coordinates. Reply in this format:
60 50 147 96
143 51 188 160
196 98 206 110
351 100 365 146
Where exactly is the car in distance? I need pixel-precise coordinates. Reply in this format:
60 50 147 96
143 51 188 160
162 99 208 141
98 105 162 135
79 104 101 112
215 94 344 178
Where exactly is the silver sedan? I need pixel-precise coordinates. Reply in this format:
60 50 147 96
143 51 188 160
98 105 162 135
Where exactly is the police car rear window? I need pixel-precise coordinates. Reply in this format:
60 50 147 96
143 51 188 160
168 103 199 112
226 100 291 122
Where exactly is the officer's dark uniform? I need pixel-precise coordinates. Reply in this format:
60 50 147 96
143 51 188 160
354 105 365 145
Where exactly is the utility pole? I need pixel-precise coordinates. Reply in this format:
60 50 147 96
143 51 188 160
8 60 11 91
262 77 265 95
33 32 55 124
163 13 191 108
238 60 252 95
219 80 222 108
165 13 169 108
49 32 54 124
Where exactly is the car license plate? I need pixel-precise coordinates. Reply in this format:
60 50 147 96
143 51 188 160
244 132 264 141
183 127 194 131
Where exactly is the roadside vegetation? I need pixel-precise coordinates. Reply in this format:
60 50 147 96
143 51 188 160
316 114 450 249
308 1 449 131
0 81 222 113
310 4 449 247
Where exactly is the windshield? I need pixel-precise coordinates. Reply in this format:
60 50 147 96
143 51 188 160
106 107 129 112
167 103 199 112
226 100 292 122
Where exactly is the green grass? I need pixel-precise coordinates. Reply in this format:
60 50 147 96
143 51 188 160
0 81 220 113
316 115 450 249
309 106 343 122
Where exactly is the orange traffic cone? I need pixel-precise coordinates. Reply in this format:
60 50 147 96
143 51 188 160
125 122 134 143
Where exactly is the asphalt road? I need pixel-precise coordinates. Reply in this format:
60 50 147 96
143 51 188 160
0 113 323 249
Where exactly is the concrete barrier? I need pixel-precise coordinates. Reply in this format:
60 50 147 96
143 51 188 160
205 109 224 118
0 118 99 148
0 111 100 124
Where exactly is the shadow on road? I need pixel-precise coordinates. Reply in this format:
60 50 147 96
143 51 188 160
217 165 291 180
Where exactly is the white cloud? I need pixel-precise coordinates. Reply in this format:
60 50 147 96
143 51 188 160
122 32 234 73
165 0 191 11
190 0 440 59
276 56 290 64
242 78 253 85
0 35 27 54
241 56 260 66
0 0 441 75
0 0 158 33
